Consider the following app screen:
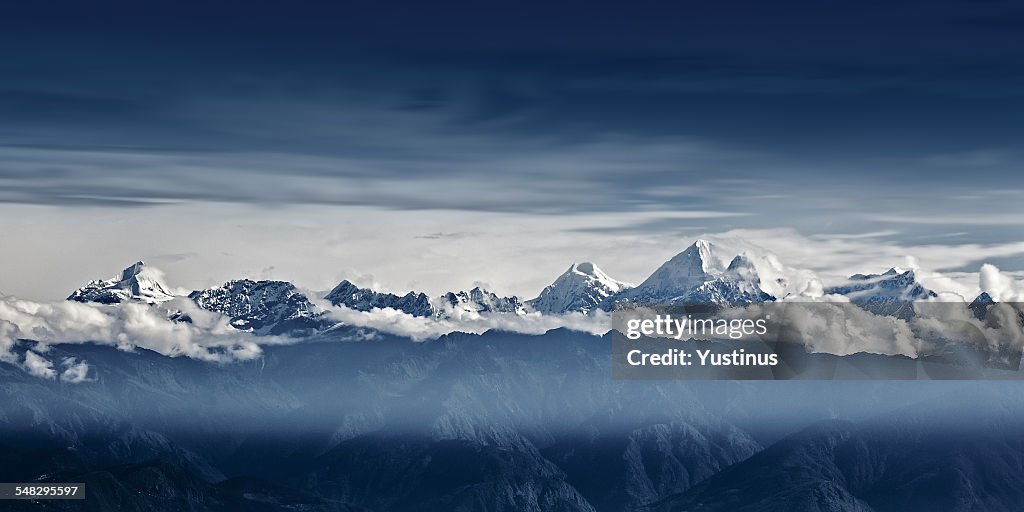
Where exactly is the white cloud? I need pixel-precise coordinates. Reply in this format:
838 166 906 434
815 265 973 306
743 300 922 357
22 350 56 379
0 296 276 369
324 305 611 342
60 357 91 383
731 298 1024 359
0 320 18 364
914 302 1024 353
0 292 612 380
980 264 1024 302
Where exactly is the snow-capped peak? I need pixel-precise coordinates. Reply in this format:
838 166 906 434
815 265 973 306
528 262 630 314
655 239 721 279
68 261 175 304
612 240 775 306
968 291 997 320
725 254 758 280
569 261 620 283
619 240 719 299
120 261 146 280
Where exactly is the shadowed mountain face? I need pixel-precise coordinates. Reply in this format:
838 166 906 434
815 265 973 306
1 330 1023 511
648 391 1024 512
325 280 435 318
188 279 331 335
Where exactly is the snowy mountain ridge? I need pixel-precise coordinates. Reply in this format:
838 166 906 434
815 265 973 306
325 279 435 317
326 280 526 319
63 240 1008 337
824 268 938 319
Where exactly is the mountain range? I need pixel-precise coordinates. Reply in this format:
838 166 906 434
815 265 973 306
66 239 993 338
5 240 1024 512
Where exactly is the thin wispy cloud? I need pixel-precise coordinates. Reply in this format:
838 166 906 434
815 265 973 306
867 214 1024 226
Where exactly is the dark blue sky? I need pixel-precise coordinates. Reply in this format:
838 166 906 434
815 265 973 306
4 1 1024 206
2 1 1024 299
5 1 1024 156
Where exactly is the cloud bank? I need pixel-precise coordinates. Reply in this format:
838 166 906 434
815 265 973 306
0 294 614 380
324 304 611 342
0 297 279 381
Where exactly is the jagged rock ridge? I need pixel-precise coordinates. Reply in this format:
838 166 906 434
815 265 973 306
188 279 329 336
325 280 434 317
440 287 527 316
